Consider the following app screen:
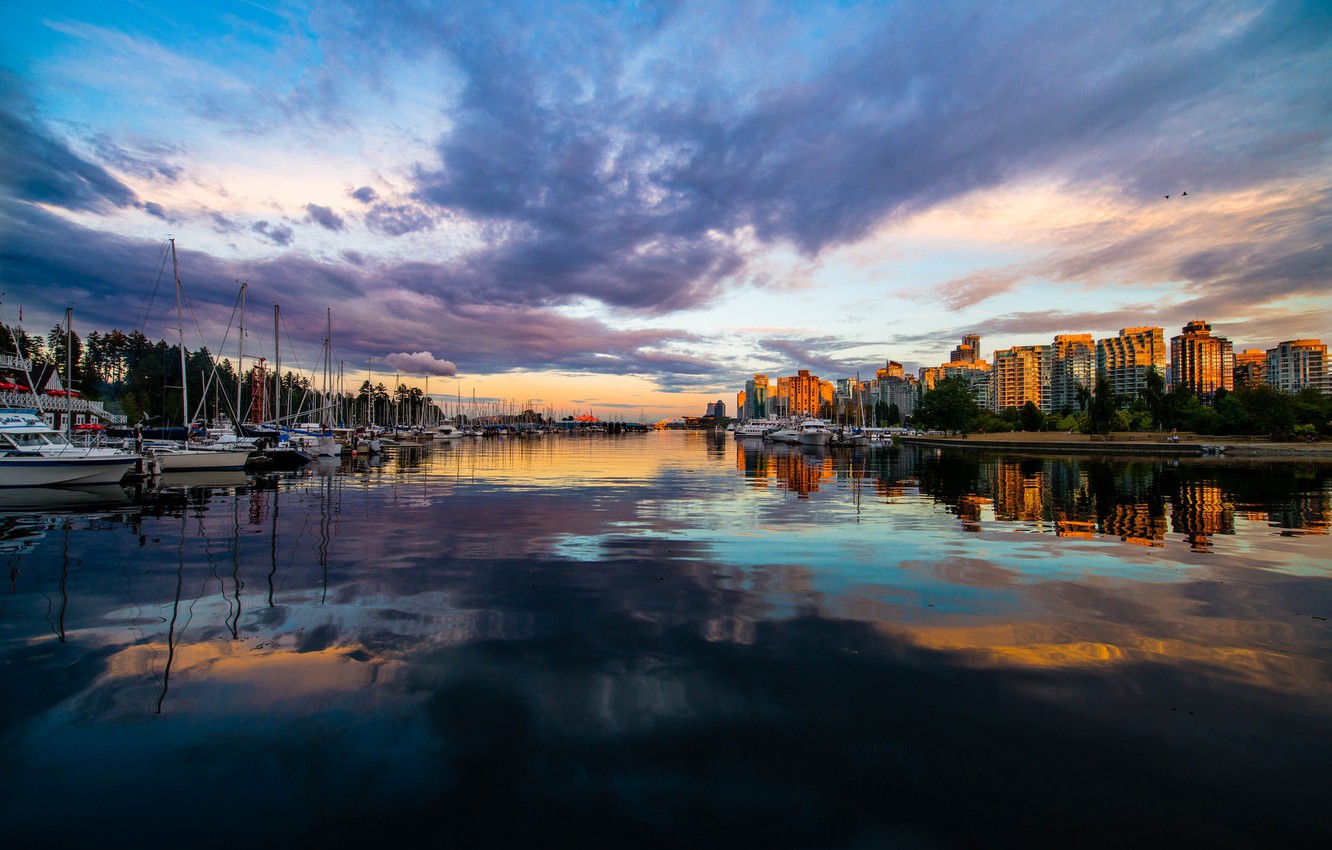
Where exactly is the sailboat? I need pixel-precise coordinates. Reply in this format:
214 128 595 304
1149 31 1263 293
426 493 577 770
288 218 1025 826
259 303 318 468
143 239 255 473
277 307 338 458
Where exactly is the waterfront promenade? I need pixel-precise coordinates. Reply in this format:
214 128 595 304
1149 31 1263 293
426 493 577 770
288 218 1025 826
899 430 1332 459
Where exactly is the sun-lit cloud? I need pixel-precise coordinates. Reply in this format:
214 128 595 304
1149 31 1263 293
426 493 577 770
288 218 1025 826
382 351 457 377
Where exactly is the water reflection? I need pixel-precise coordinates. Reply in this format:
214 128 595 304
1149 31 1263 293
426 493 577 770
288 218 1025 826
1 435 1329 848
906 450 1330 547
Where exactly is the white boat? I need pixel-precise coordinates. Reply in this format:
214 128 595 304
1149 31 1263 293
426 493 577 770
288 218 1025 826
764 420 802 444
0 409 138 487
141 440 253 472
434 422 465 440
796 418 833 446
734 418 783 439
284 422 340 457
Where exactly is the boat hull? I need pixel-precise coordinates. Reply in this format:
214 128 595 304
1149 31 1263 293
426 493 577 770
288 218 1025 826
0 455 137 487
150 448 253 472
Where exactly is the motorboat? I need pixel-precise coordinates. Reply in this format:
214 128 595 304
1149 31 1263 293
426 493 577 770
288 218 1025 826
0 409 139 487
434 422 465 440
764 421 802 444
734 418 783 439
796 418 833 447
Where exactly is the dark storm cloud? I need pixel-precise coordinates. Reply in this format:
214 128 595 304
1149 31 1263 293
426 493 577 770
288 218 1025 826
0 71 138 212
305 203 345 231
0 202 717 382
387 1 1331 314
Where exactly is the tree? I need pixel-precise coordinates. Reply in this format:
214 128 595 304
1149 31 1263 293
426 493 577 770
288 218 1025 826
915 376 981 433
886 403 901 426
1086 373 1119 436
1141 367 1166 429
1019 400 1044 432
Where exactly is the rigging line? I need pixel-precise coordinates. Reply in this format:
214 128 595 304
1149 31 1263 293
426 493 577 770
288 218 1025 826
133 240 172 338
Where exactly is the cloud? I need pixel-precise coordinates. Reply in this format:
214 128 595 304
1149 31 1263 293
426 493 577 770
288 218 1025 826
382 351 457 377
366 202 437 236
349 186 377 204
0 71 138 212
252 220 294 246
305 203 345 231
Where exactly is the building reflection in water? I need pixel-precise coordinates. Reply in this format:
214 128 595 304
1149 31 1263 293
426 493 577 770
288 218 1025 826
909 452 1329 548
735 442 835 498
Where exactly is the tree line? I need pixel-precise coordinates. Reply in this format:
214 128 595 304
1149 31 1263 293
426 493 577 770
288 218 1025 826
1 322 441 428
912 370 1331 440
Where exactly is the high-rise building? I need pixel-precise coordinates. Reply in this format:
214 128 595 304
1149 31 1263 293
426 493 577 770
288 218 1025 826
877 360 905 380
1233 349 1268 388
872 373 919 420
993 345 1053 412
742 374 770 420
1097 327 1166 402
950 334 981 364
1050 334 1094 413
1170 320 1234 402
774 369 824 416
1267 339 1330 395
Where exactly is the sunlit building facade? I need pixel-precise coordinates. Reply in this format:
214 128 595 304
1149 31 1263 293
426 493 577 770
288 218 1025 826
774 369 825 417
950 334 981 364
1050 334 1094 413
1267 339 1330 395
1096 327 1166 402
1170 320 1234 402
993 345 1053 412
742 374 770 420
1233 349 1268 388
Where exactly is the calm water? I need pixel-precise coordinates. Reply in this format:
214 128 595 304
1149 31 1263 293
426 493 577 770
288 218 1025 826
2 432 1329 848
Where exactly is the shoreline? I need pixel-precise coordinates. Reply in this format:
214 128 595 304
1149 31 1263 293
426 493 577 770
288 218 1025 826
896 431 1332 460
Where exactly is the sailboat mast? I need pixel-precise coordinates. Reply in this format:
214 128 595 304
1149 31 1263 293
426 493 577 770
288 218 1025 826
274 304 281 427
324 306 331 425
64 306 73 439
170 238 189 435
237 282 246 424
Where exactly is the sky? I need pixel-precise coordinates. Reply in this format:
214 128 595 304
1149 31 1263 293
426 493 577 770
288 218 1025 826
1 1 1329 421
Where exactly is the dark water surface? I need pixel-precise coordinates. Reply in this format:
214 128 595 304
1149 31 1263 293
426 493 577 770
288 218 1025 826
2 432 1329 848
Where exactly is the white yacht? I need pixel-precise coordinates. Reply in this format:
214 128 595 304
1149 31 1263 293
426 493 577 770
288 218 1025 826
764 420 802 444
0 409 138 486
796 418 833 447
734 418 783 439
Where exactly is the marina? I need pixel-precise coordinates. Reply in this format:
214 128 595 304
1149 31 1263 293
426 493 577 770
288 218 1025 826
2 431 1329 847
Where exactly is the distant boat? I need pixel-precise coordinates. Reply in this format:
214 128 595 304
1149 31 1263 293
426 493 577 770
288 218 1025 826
0 409 138 487
434 422 465 440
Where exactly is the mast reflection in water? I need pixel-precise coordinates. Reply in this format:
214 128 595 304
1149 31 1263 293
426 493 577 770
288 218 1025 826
1 434 1329 849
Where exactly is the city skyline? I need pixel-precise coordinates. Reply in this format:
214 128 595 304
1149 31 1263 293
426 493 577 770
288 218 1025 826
2 1 1329 419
